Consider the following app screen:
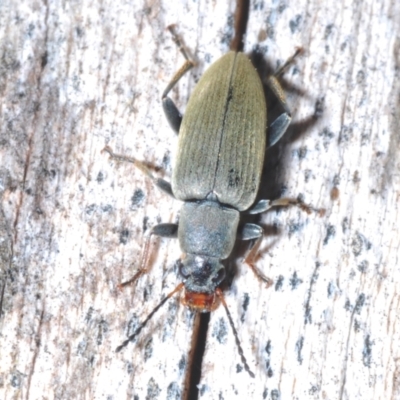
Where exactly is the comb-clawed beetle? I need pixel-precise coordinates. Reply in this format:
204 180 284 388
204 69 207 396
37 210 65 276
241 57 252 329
104 25 302 377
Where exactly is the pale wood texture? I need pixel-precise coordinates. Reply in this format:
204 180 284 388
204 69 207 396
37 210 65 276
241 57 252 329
1 1 400 399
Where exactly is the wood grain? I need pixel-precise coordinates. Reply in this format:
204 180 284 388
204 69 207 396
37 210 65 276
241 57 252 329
1 0 399 399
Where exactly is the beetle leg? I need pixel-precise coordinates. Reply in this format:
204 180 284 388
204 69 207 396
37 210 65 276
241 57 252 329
268 112 291 147
247 197 315 215
267 48 303 113
239 223 272 287
266 74 291 147
240 223 262 241
266 197 316 215
246 199 272 214
266 48 303 147
162 25 195 134
103 146 175 198
162 98 183 134
247 198 295 214
119 223 179 288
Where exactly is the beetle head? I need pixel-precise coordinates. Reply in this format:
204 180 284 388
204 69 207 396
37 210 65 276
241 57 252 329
178 254 225 312
182 290 219 312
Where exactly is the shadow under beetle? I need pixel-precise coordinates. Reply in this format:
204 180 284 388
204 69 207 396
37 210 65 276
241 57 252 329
104 25 304 377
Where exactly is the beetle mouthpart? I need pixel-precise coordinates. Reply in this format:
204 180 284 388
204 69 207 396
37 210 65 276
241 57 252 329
182 290 220 312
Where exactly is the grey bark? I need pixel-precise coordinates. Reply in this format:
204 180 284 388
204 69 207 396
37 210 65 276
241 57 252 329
1 0 400 399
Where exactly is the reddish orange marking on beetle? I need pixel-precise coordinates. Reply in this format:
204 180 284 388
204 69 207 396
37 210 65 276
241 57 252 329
182 291 220 312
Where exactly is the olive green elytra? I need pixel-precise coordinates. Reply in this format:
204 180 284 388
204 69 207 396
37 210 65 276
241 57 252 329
173 51 266 211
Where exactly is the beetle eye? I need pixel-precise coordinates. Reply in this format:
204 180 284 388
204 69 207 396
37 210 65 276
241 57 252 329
179 262 190 279
212 268 225 284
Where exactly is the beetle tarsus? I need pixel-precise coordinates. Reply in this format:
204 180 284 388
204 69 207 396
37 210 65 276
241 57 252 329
161 26 195 134
246 261 273 288
103 146 174 197
118 270 143 289
242 234 273 287
167 24 193 63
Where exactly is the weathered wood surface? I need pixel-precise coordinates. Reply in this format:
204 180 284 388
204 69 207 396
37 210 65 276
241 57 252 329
1 0 399 399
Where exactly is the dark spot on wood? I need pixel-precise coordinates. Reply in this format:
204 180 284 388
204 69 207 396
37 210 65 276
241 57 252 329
357 70 365 84
354 319 361 333
85 204 96 215
131 188 145 209
271 389 281 400
323 224 336 245
314 97 325 118
178 355 186 372
143 284 152 302
97 319 108 345
296 336 304 364
290 271 302 290
330 186 339 200
304 169 311 182
355 293 365 315
119 229 130 244
319 127 335 150
351 232 371 256
324 24 335 39
342 217 349 233
353 170 360 183
10 371 22 388
241 293 250 322
258 29 267 42
144 338 153 361
327 282 334 297
143 216 149 232
75 26 84 37
101 204 112 213
127 362 134 374
167 382 181 400
309 385 320 395
265 340 272 355
288 219 303 236
212 318 227 344
362 335 373 367
41 51 48 69
297 146 307 159
96 171 105 183
146 377 161 399
339 125 353 143
358 260 369 273
274 275 284 291
344 299 352 312
289 15 302 33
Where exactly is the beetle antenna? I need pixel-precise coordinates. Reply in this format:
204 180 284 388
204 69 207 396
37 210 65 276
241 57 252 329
116 283 184 352
216 288 255 378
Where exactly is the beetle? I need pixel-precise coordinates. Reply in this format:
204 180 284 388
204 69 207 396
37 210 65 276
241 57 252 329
104 25 302 377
